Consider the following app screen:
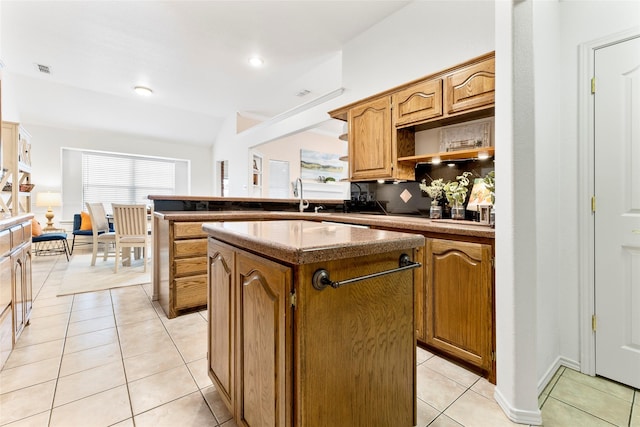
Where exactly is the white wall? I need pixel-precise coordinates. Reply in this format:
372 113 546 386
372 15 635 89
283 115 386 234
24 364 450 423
528 0 640 392
26 123 212 223
554 0 640 370
533 0 564 390
253 130 347 198
213 0 495 198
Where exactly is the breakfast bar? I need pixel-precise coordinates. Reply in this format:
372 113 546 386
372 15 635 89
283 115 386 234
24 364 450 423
203 220 424 426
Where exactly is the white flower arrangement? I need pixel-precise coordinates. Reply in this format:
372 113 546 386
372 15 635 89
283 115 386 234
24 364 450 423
419 178 446 206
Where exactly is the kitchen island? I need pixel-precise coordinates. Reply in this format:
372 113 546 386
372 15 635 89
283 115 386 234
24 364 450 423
204 220 424 427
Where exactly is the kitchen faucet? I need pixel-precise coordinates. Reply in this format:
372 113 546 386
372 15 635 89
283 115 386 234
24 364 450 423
295 178 309 212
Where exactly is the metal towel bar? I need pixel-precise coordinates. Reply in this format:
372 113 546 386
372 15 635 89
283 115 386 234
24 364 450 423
312 254 421 290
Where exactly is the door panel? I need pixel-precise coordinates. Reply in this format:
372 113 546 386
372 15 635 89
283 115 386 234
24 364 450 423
594 36 640 388
236 251 291 427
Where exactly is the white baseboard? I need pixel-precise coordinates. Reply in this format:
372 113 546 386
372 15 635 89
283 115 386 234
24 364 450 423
537 356 580 395
494 387 543 425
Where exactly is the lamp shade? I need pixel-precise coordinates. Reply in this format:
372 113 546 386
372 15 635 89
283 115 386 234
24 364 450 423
36 192 62 208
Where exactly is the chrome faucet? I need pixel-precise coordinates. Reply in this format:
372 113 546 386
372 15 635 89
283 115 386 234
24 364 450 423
295 178 309 212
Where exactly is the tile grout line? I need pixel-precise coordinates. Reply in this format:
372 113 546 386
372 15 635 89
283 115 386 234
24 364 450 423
109 287 137 427
46 271 76 427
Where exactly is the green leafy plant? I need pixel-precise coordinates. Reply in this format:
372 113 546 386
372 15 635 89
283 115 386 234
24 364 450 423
419 178 446 206
444 172 473 206
483 170 495 204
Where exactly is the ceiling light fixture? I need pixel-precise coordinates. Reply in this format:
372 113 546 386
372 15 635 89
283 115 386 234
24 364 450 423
248 56 264 67
134 86 153 96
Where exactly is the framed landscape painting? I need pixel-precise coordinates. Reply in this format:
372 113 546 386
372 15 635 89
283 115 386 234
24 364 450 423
300 149 346 182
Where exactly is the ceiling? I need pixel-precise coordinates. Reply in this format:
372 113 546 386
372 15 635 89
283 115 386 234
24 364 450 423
1 1 410 146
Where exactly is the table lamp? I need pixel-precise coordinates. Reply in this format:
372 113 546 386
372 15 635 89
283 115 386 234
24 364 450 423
36 192 62 231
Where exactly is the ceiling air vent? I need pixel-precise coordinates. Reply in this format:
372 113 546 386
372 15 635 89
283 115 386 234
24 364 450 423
36 64 51 74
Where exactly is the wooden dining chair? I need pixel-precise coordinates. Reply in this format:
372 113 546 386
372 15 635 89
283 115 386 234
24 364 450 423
111 204 148 273
86 202 117 266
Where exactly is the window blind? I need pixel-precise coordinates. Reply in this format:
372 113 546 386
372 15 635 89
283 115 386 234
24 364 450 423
82 152 176 212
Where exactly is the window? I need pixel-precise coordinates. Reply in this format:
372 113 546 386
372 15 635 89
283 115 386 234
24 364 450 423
62 148 189 218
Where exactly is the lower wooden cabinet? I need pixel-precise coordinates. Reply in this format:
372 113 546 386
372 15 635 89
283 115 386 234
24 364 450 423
424 237 494 381
208 239 293 427
0 215 33 370
207 241 235 412
235 250 292 427
155 218 208 318
11 240 32 341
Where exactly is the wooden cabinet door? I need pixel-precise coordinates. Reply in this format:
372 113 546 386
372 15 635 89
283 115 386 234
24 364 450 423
425 238 493 374
414 245 426 343
235 251 292 427
394 78 443 127
445 57 495 115
348 96 393 180
11 249 24 340
22 244 32 325
207 240 235 413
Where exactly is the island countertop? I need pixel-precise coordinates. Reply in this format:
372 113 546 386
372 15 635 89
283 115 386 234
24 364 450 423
202 220 425 265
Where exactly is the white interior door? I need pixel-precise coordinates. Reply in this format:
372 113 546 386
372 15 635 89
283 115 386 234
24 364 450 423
268 160 289 198
594 36 640 389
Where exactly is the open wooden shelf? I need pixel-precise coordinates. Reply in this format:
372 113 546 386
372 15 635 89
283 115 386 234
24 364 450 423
398 147 494 166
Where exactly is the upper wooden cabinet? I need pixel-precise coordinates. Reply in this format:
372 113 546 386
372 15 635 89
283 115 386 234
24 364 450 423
393 78 443 127
329 52 495 181
446 57 495 115
348 96 393 180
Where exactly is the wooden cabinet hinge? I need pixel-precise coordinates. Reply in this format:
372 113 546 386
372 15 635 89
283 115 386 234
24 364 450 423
592 314 597 332
491 351 496 362
591 77 596 94
290 291 296 308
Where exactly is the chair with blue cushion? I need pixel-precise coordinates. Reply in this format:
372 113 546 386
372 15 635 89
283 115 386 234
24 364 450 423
71 213 93 255
32 230 70 261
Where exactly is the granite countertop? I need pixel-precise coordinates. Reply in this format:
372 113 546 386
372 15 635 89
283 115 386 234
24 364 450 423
202 220 425 265
155 210 494 239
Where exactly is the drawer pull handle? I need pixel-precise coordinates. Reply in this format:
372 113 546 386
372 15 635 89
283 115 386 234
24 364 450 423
312 254 421 290
633 229 640 234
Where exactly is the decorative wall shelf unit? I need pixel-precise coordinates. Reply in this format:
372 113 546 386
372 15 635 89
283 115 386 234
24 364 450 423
1 122 33 216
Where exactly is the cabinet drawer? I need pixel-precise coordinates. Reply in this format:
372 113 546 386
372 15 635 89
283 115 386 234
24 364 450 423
174 274 207 309
446 57 495 115
174 256 207 277
173 238 207 258
10 225 24 249
394 78 443 127
174 222 208 239
0 231 9 256
22 222 31 240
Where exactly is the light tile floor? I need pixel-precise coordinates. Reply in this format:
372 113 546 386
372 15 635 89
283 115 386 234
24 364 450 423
1 254 638 426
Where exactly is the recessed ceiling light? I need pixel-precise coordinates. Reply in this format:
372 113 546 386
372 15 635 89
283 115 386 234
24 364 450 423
134 86 153 96
248 56 264 67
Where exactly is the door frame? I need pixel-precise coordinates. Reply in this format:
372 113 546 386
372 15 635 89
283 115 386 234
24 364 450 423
577 26 640 377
